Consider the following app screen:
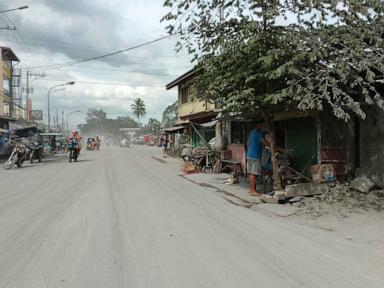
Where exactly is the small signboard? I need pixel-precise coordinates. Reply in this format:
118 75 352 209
32 110 43 121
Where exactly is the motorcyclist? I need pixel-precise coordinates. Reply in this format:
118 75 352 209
95 136 101 151
68 130 81 142
68 131 82 152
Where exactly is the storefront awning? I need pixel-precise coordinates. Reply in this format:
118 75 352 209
198 120 218 128
164 126 186 132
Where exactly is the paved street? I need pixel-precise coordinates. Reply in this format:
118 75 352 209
0 146 383 288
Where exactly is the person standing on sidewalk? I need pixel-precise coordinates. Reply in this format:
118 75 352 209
246 122 266 196
247 122 286 196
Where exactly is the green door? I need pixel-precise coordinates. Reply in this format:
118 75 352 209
283 117 318 175
192 127 215 147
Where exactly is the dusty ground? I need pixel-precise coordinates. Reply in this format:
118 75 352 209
182 169 384 250
0 146 383 288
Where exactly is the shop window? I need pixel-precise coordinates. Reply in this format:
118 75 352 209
3 78 10 96
181 84 188 104
197 84 205 99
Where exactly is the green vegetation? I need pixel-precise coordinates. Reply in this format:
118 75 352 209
78 108 138 135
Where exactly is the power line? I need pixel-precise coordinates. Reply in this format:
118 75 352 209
0 39 192 70
0 35 192 57
42 79 166 88
21 34 181 71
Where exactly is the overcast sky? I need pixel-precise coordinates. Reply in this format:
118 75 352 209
0 0 192 127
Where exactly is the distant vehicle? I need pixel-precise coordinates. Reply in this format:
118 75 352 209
132 137 145 145
120 138 130 148
86 138 95 151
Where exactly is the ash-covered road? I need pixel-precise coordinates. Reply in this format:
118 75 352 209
0 146 383 288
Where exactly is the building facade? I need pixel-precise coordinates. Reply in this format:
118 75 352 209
166 69 218 147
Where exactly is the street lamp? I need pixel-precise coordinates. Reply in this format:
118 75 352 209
0 6 28 14
66 110 81 132
47 81 75 132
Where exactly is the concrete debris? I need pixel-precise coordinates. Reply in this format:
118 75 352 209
273 190 287 200
260 194 279 204
298 184 384 218
349 176 375 193
292 201 303 208
285 182 329 198
374 190 384 197
288 196 307 203
368 174 384 188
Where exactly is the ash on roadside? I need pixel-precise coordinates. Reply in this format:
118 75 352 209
294 182 384 219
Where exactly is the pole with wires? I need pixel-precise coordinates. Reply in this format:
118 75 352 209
47 82 75 132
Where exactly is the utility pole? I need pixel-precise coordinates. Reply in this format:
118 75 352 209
56 109 59 131
25 70 29 121
62 110 65 132
23 70 45 121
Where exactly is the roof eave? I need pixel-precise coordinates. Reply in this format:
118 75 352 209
0 46 19 62
166 68 198 90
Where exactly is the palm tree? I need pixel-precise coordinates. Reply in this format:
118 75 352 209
131 98 146 123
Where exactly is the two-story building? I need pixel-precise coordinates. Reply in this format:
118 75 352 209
0 46 20 131
166 69 218 147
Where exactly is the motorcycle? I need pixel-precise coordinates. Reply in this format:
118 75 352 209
68 138 80 163
28 142 44 164
4 143 27 170
120 138 130 148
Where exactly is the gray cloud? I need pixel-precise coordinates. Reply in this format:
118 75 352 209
0 0 192 124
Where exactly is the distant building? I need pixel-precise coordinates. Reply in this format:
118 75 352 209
166 69 218 147
119 128 141 138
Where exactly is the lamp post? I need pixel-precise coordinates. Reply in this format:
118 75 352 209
47 81 75 132
66 110 81 132
0 6 28 14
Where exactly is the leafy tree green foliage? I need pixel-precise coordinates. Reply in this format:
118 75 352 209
162 0 384 121
78 108 138 135
131 98 146 123
146 118 161 134
162 101 178 127
163 0 384 188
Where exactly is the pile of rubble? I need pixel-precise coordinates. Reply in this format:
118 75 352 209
260 176 384 217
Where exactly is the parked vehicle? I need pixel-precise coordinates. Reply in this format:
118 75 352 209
68 138 80 162
120 138 130 148
4 143 27 169
28 142 44 163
